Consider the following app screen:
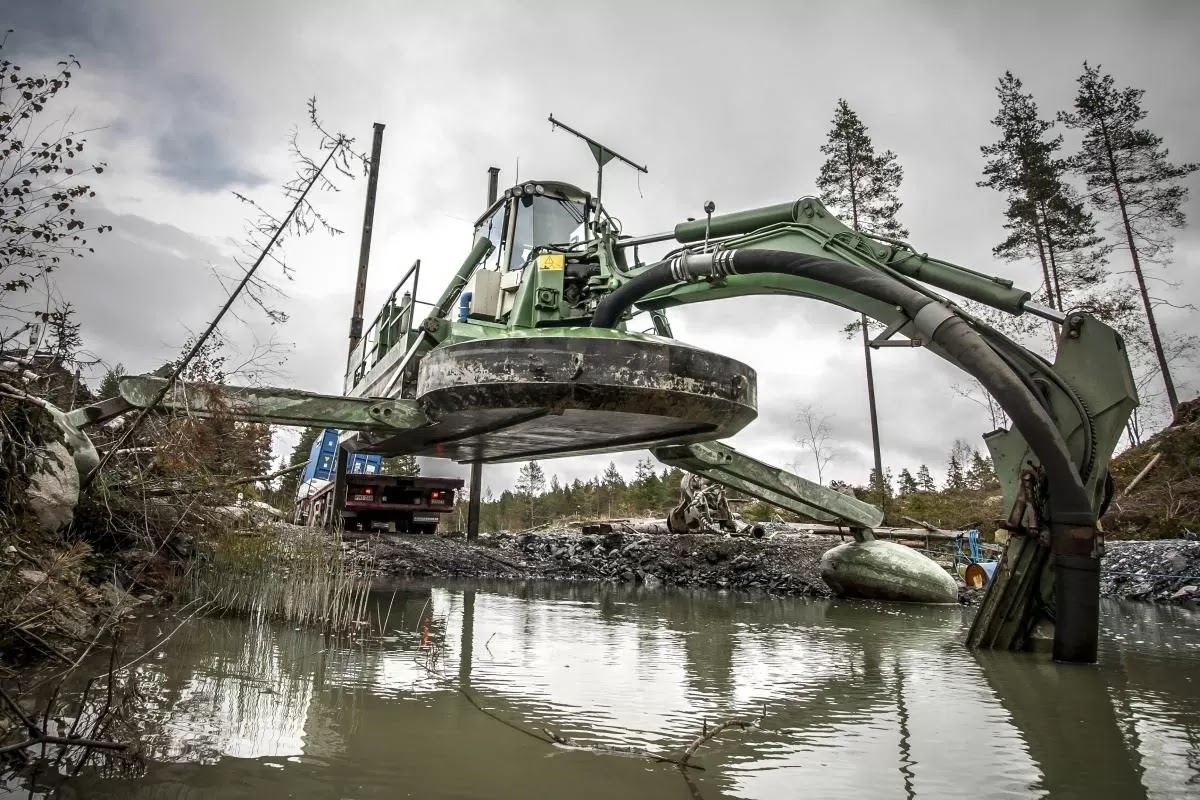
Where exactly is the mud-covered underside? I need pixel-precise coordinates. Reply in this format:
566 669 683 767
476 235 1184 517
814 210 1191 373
351 334 760 463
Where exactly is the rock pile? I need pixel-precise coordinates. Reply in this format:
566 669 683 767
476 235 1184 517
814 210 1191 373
367 528 833 597
358 527 1200 607
1100 539 1200 603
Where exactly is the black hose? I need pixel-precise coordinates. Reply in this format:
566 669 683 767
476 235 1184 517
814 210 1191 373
591 249 1091 521
591 250 927 329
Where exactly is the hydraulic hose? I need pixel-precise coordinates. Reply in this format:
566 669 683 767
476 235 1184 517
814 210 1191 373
591 249 1100 661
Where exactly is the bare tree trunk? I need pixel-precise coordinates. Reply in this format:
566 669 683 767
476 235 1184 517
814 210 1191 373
1028 210 1061 347
861 314 885 514
1037 198 1066 311
846 173 884 514
1099 125 1179 414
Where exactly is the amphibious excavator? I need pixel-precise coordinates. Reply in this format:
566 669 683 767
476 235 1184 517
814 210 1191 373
66 118 1137 664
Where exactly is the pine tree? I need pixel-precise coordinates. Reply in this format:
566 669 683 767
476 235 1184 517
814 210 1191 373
1058 63 1199 415
966 450 998 490
629 457 660 513
916 464 936 492
817 100 908 238
660 467 684 509
816 98 907 510
515 461 546 528
600 461 625 517
864 466 893 507
945 455 965 491
897 468 919 495
540 474 563 521
381 453 420 477
43 304 83 361
978 71 1106 324
97 362 126 399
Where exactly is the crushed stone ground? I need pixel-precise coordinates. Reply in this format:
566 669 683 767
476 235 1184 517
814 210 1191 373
348 525 834 598
1100 539 1200 603
340 525 1200 607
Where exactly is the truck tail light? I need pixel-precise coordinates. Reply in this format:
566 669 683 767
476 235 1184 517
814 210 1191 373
350 486 377 503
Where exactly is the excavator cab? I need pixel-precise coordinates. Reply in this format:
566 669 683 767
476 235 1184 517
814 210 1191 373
461 181 589 321
472 180 589 270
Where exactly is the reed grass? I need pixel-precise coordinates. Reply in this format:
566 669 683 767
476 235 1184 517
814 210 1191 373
185 525 378 639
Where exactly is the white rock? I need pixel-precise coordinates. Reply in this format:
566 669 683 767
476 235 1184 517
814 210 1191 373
24 439 79 532
18 569 47 585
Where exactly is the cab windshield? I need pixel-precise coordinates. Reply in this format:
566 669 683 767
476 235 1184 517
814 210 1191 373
508 194 586 269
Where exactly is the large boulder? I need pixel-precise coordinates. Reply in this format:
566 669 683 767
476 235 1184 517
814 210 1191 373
820 539 959 604
11 401 97 533
24 438 80 532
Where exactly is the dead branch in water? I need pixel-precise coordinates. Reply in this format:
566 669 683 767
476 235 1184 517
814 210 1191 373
90 601 212 681
0 685 127 760
679 716 760 766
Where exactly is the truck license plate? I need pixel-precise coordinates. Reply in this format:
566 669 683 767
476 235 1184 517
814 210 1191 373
352 494 373 501
412 514 439 523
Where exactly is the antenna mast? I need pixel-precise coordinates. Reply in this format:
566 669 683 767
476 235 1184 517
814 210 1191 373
548 114 647 217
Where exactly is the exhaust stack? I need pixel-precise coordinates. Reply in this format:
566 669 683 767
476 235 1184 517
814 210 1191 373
486 166 500 206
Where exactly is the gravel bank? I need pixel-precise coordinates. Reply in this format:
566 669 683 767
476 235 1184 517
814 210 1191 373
350 528 1200 607
355 525 834 597
1101 539 1200 603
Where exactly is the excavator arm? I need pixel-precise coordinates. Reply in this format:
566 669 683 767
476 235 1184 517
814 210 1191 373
614 199 1136 521
590 196 1137 662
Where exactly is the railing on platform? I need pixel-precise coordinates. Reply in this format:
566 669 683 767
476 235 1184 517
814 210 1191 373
344 260 423 396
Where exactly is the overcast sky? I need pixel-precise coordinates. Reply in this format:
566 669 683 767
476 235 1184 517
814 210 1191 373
6 0 1199 496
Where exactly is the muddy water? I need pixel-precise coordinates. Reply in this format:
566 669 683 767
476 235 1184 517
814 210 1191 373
41 583 1200 799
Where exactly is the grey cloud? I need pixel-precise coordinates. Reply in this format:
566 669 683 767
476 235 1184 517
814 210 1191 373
735 339 991 486
50 206 297 385
147 74 267 191
2 2 141 61
152 128 265 192
5 1 267 194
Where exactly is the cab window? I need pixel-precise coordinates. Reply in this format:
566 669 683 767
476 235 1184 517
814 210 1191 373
475 203 508 270
508 194 587 270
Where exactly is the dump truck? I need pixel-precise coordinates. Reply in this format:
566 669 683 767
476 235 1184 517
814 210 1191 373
294 429 464 534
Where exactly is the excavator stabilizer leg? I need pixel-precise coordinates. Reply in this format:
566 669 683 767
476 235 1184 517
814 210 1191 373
71 375 432 434
651 440 884 530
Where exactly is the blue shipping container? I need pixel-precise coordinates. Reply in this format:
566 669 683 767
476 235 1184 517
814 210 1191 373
300 428 383 483
348 452 383 475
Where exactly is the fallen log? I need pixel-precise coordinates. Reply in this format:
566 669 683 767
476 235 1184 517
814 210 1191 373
581 521 664 535
629 521 671 535
1122 452 1161 497
785 523 973 542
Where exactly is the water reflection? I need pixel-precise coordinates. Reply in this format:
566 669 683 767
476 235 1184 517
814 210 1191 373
37 585 1200 799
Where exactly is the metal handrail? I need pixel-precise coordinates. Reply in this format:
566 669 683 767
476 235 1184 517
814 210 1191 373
345 259 422 393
